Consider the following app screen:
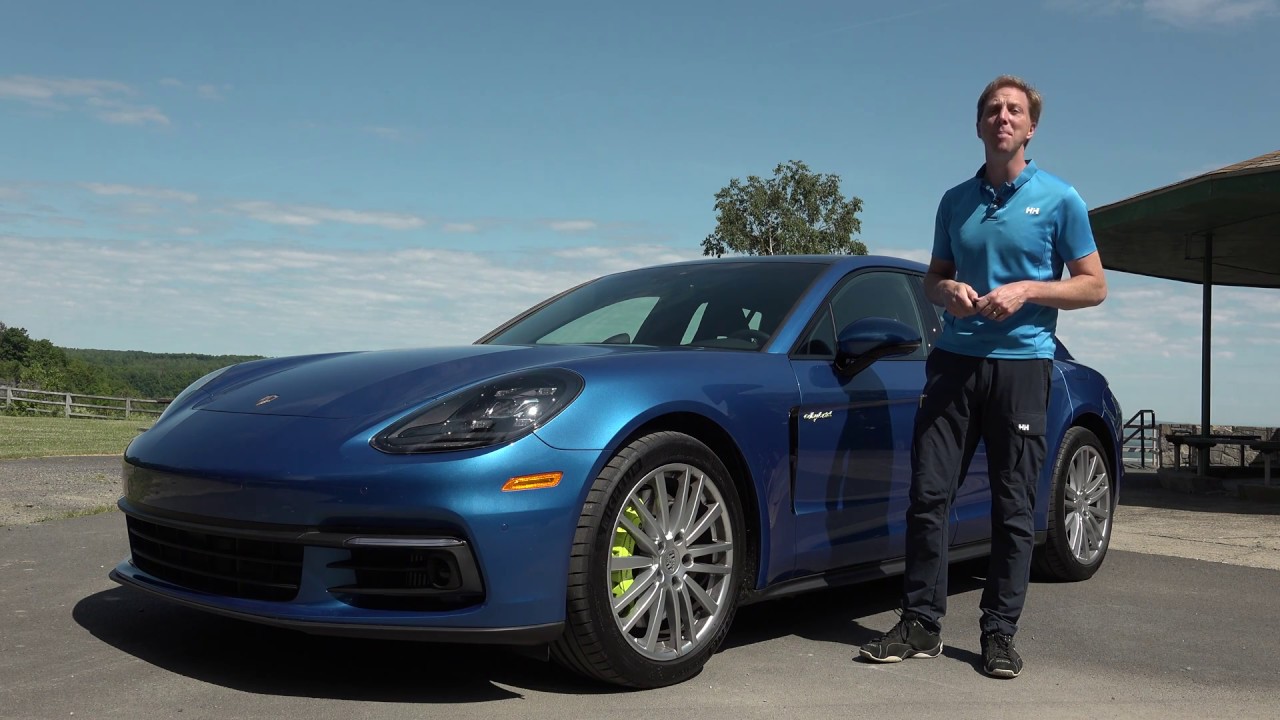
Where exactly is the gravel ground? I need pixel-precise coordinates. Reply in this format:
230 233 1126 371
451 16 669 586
0 455 123 526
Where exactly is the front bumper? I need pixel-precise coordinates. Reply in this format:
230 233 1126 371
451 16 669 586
109 564 563 645
113 416 604 640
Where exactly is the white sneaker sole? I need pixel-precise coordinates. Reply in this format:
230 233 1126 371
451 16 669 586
858 644 943 663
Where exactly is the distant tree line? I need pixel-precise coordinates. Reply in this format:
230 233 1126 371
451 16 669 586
0 322 264 400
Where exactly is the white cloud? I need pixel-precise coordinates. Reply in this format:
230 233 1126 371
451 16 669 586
229 201 426 230
0 75 171 126
0 75 132 103
1045 0 1136 14
1052 277 1280 424
0 234 691 356
549 244 702 274
82 183 198 204
1145 0 1278 25
3 226 1276 425
1047 0 1277 25
548 220 598 232
158 78 229 100
873 247 931 264
85 97 170 126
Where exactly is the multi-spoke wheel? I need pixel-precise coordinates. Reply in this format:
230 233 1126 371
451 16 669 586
1033 426 1114 581
552 431 745 688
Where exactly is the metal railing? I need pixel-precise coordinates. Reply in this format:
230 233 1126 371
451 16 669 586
1122 409 1158 468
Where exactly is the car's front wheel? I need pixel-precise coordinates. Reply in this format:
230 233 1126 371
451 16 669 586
552 431 745 688
1033 426 1114 581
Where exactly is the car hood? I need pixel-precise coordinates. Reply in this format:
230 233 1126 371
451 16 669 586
197 344 625 420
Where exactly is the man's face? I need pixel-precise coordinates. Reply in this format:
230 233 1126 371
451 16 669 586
977 86 1036 154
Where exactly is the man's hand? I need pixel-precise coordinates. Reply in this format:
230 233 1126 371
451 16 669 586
975 253 1108 321
924 258 985 317
941 280 982 318
976 281 1030 322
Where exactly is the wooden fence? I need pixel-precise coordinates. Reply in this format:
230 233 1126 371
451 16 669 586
0 386 169 420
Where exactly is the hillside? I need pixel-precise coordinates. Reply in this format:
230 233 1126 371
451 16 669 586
1 321 265 400
62 348 268 399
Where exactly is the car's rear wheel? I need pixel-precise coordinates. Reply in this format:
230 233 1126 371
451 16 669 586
552 431 745 688
1033 426 1114 581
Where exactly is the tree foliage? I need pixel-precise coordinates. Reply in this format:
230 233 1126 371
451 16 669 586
65 348 264 399
0 321 264 399
702 160 867 258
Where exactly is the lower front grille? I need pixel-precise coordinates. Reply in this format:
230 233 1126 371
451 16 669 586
328 545 485 611
126 516 304 602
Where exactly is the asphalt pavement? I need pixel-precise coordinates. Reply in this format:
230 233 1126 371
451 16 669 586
0 465 1278 719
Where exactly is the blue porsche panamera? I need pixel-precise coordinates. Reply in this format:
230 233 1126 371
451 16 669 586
111 255 1123 688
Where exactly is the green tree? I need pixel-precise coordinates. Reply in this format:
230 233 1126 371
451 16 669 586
703 160 867 258
0 323 33 364
18 339 70 389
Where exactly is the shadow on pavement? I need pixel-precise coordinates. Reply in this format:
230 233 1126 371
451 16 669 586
724 559 990 675
77 562 999 697
1119 473 1280 516
73 587 616 701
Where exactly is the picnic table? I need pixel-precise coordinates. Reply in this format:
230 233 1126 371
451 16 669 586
1164 433 1259 470
1249 440 1280 487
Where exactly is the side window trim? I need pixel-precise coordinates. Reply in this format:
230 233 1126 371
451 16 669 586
789 268 929 361
907 271 943 352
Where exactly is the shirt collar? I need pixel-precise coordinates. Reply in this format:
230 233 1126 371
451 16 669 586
974 159 1039 200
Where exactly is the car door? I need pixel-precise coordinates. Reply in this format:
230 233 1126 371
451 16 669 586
789 270 928 573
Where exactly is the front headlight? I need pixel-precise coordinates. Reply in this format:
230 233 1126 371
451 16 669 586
371 369 584 454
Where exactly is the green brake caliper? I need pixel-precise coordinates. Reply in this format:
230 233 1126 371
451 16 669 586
611 506 642 598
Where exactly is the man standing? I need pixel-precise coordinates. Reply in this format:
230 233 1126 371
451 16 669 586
858 75 1107 678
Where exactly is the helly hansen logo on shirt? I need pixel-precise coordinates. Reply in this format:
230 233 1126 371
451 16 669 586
1025 207 1040 215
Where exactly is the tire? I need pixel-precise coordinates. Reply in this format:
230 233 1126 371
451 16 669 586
1033 426 1115 582
551 431 746 688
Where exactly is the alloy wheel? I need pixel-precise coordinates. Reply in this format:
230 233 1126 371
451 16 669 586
607 461 735 661
1064 444 1111 564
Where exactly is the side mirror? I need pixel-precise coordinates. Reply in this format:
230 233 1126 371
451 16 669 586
834 317 922 376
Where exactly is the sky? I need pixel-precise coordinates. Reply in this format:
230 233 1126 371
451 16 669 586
1 0 1278 425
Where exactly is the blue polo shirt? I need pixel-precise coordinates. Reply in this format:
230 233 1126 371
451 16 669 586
932 160 1097 359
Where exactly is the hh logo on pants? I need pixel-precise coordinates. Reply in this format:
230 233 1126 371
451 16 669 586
1017 423 1031 432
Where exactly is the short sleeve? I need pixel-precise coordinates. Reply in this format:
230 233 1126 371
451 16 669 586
1056 187 1097 262
932 198 954 262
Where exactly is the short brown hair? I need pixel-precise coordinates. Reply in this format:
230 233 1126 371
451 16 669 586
976 75 1042 125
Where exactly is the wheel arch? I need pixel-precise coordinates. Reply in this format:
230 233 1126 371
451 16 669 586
1069 411 1121 496
616 412 763 594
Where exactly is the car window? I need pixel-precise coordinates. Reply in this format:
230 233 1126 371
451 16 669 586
539 296 659 344
483 261 825 350
796 271 927 360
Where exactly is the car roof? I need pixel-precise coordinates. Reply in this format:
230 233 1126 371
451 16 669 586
630 254 928 275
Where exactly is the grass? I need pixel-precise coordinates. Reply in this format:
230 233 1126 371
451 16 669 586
0 415 149 459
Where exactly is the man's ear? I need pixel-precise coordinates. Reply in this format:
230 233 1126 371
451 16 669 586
1025 122 1037 144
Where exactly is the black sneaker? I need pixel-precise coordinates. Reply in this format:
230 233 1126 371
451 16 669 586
858 612 942 663
981 631 1023 678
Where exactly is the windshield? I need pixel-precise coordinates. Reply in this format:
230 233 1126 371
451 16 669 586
483 261 826 350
